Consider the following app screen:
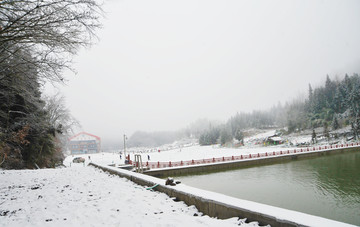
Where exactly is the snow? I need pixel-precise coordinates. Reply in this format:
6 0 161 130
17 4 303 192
64 145 294 167
62 128 358 168
244 130 277 142
2 129 358 226
91 163 357 227
0 165 264 227
267 136 282 141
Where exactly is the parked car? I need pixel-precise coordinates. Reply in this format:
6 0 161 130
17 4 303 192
72 157 85 163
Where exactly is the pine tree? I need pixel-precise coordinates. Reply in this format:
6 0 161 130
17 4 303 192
323 75 335 109
307 84 314 112
234 129 244 144
311 129 317 144
323 122 330 142
348 75 360 119
220 128 232 145
332 116 339 130
351 122 358 140
344 74 352 91
333 86 344 113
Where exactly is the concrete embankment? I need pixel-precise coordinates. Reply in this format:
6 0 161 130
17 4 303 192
90 162 356 227
144 145 360 178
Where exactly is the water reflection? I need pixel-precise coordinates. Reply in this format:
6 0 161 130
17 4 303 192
308 153 360 202
177 152 360 225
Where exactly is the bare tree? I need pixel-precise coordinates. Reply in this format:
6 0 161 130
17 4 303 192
0 1 102 169
0 0 103 83
43 93 80 150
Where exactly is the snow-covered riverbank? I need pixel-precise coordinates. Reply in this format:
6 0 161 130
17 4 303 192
2 129 357 226
0 165 264 227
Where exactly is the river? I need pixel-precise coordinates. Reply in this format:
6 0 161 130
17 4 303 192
177 151 360 225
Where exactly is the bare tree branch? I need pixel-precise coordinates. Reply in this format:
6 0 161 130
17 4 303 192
0 0 103 82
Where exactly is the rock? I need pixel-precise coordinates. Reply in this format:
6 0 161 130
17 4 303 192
0 211 9 216
165 177 176 186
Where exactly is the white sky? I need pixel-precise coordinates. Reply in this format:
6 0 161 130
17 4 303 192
46 0 360 143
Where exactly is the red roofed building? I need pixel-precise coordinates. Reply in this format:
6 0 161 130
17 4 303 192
68 132 101 155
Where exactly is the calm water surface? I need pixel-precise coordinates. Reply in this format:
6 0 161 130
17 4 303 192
177 152 360 225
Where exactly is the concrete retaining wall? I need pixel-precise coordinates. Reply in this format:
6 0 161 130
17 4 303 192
144 146 360 178
90 161 356 227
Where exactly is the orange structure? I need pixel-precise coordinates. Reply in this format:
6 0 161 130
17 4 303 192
68 132 101 155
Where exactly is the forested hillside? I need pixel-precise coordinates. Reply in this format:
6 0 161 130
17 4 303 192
199 74 360 145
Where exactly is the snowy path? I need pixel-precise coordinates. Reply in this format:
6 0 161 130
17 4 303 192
0 165 262 227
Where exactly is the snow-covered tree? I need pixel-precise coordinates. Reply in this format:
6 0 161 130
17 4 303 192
311 129 317 144
234 129 244 144
220 127 232 145
0 0 102 83
0 0 103 169
332 116 339 130
323 122 330 142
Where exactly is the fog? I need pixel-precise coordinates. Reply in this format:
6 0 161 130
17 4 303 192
45 0 360 146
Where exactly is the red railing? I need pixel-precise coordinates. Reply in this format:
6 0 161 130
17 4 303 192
133 143 360 170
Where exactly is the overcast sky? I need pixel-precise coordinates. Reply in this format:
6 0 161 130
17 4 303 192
46 0 360 144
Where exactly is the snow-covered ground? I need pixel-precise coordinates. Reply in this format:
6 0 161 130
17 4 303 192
0 165 264 227
2 129 357 227
60 128 360 175
62 128 358 168
63 130 360 176
64 145 293 167
61 130 289 166
62 129 333 167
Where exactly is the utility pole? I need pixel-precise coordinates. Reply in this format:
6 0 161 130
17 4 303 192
123 134 127 164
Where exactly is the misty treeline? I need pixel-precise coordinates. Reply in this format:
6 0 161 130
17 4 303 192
128 131 184 148
0 0 102 169
128 118 230 148
199 74 360 146
129 74 360 148
128 119 223 147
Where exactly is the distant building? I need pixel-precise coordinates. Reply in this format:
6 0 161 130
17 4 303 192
264 136 283 145
68 132 101 155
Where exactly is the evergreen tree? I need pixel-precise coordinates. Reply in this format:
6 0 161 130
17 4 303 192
356 118 360 140
234 129 244 144
311 129 317 144
308 84 313 101
324 75 336 108
351 122 358 140
344 74 352 92
220 128 232 145
332 116 339 130
333 86 344 113
199 73 360 145
199 127 220 145
348 75 360 120
323 122 330 142
307 84 314 112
